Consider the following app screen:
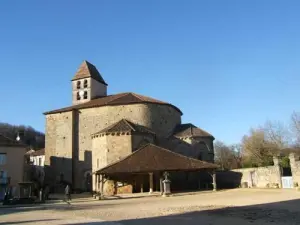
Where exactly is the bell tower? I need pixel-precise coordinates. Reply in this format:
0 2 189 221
71 60 108 105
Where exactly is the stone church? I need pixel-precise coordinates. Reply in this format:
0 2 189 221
44 60 215 194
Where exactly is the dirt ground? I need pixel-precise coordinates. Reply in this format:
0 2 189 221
1 189 300 225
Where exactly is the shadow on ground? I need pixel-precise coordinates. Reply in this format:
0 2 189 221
1 192 300 225
62 198 300 225
0 219 59 225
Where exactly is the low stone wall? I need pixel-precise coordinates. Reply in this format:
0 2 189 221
231 165 281 188
217 157 282 189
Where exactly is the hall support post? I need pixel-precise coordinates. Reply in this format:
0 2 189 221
212 170 217 191
100 175 104 200
159 176 164 195
93 174 98 198
149 173 153 194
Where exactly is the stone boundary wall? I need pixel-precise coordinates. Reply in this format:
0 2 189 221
289 153 300 187
231 165 281 188
217 157 282 189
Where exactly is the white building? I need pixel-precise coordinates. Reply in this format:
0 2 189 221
25 149 45 184
27 149 45 167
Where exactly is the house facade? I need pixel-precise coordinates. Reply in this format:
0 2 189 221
0 134 27 200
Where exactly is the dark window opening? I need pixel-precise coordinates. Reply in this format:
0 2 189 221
197 153 202 160
77 92 80 100
76 81 81 89
84 79 88 88
84 91 88 99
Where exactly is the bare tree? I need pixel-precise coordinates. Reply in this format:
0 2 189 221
263 120 291 149
214 141 240 170
229 144 243 168
291 112 300 146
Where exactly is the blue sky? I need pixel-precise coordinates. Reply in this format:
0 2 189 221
1 0 300 144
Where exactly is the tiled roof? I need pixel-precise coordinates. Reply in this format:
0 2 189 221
0 134 26 147
93 119 155 136
44 92 182 115
29 149 45 156
72 60 107 85
173 123 214 139
96 143 218 174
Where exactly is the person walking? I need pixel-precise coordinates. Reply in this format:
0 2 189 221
65 184 71 202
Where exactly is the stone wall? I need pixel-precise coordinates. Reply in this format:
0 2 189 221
92 133 132 194
76 103 180 189
44 111 74 185
192 137 214 162
132 134 155 151
106 134 132 164
215 157 282 189
174 136 214 163
231 166 281 188
46 103 181 191
289 153 300 186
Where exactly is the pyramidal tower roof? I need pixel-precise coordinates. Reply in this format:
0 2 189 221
72 60 107 85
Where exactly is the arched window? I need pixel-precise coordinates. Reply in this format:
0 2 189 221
83 79 88 88
77 92 80 100
76 81 81 89
83 91 88 99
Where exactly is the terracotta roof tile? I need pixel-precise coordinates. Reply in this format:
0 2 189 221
173 123 214 139
96 144 218 174
72 60 107 85
30 149 45 156
44 92 182 115
93 119 155 135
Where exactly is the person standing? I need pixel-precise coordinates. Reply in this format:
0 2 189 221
65 184 71 202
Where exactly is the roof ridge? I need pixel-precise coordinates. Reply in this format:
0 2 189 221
121 119 136 132
72 60 107 85
44 92 183 116
131 93 144 101
106 93 130 104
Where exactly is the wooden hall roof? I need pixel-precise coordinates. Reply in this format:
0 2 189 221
95 144 218 175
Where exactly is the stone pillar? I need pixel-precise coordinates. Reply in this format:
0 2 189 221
100 175 104 199
149 173 153 194
273 156 282 188
140 183 144 193
289 153 296 169
159 177 164 195
289 153 298 187
212 171 217 191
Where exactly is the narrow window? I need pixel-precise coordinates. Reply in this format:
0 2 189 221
77 81 81 89
83 79 88 88
197 153 202 160
97 159 99 168
77 92 80 100
0 171 7 183
0 154 6 165
84 91 88 99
